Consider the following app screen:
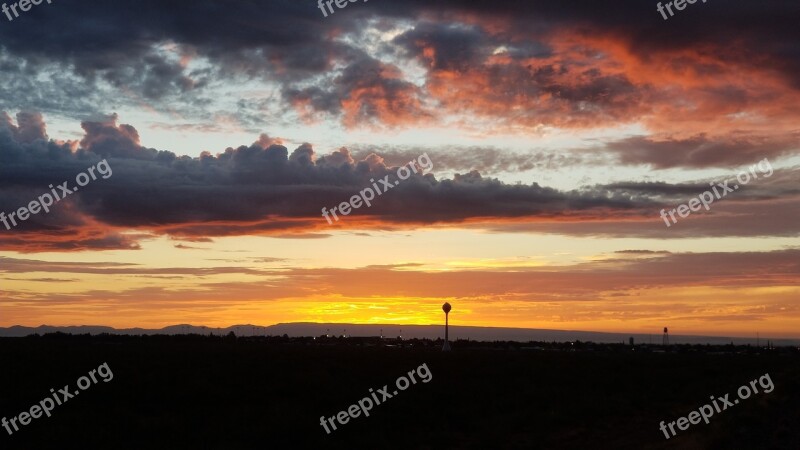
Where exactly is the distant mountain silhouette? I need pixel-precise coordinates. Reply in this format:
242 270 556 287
1 322 797 345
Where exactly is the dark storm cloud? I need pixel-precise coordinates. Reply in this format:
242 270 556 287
392 21 637 104
0 113 666 250
0 1 332 122
283 55 427 126
393 22 495 72
2 114 798 251
405 0 800 79
0 0 796 130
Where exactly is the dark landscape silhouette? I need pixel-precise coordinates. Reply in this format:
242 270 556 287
1 333 798 449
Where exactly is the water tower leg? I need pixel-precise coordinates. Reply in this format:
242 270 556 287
442 313 451 351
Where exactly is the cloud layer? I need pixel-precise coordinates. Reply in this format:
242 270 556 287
0 0 798 168
1 113 798 250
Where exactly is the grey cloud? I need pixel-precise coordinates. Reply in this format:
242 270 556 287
2 114 797 251
606 134 800 169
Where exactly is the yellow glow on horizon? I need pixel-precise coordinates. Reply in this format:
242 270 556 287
2 233 799 337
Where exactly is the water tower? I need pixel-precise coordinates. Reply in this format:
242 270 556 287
442 302 452 351
662 327 669 346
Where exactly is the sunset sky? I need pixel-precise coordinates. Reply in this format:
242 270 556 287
1 0 798 337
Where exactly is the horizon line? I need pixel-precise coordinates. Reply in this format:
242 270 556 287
2 322 799 342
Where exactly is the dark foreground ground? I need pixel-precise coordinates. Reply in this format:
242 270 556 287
0 335 798 450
